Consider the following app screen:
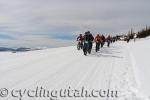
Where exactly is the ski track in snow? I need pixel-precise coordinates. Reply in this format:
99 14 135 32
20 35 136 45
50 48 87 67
0 42 145 100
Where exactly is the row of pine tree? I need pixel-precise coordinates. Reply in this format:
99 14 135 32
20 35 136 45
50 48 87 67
137 26 150 38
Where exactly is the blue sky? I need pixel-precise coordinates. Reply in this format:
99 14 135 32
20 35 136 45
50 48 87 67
0 0 150 47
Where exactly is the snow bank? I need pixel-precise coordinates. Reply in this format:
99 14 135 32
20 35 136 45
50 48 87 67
128 37 150 99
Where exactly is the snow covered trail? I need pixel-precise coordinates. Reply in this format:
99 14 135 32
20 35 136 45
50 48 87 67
128 38 150 99
0 42 142 100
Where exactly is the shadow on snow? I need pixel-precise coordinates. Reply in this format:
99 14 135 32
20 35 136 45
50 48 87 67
88 45 123 59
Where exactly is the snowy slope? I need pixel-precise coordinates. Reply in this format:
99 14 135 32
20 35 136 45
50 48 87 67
0 41 148 100
128 37 150 99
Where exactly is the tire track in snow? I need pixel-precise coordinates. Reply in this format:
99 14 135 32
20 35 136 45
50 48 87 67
0 47 74 74
0 42 140 100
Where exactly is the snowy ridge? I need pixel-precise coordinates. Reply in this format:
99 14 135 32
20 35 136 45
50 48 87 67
127 44 149 100
128 37 150 100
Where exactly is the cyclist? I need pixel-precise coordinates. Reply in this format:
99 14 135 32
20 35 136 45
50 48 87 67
106 35 111 47
83 31 94 55
101 34 105 47
77 34 84 50
95 34 101 52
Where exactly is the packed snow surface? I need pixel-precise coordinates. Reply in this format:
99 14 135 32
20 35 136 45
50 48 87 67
128 37 150 99
0 39 149 100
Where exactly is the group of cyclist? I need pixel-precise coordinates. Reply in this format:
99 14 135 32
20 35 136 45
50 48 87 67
77 31 115 56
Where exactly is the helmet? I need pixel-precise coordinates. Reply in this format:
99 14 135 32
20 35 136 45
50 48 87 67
87 31 90 33
85 32 88 35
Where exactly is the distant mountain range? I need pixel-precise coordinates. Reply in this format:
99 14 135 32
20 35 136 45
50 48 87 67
0 47 15 51
0 47 43 52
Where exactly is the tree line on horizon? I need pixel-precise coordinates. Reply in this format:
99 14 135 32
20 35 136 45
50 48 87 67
137 26 150 38
126 26 150 39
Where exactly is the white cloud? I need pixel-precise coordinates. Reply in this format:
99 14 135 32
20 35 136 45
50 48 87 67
0 34 75 48
0 0 150 47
